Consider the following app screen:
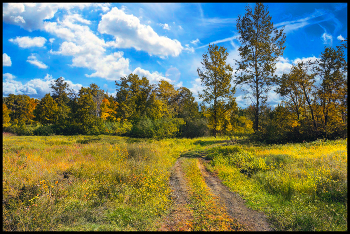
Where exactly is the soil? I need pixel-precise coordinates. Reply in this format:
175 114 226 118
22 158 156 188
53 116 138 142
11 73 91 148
159 155 274 231
158 158 193 231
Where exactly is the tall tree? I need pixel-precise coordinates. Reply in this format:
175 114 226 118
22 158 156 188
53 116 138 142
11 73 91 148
235 2 286 133
115 74 155 123
314 46 347 136
50 77 72 124
197 44 235 137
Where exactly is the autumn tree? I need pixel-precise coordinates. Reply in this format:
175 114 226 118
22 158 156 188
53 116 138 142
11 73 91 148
235 2 286 133
156 80 179 118
3 103 11 128
3 94 37 125
34 93 59 125
314 45 347 137
197 44 235 137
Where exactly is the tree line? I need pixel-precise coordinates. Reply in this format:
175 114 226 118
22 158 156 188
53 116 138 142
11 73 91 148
3 3 347 143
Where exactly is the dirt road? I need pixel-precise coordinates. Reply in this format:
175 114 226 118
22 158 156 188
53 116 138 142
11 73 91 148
159 156 273 231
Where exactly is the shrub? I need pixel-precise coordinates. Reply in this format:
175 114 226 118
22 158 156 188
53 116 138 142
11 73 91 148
33 125 55 136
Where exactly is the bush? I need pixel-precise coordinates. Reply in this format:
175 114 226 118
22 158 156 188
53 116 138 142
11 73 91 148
5 123 35 136
130 117 185 139
33 125 55 136
180 118 209 138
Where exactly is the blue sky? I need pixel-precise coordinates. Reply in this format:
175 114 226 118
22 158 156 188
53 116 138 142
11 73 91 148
2 3 347 108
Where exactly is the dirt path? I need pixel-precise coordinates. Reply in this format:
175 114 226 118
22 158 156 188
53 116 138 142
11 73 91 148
159 155 273 231
158 158 193 231
197 158 274 231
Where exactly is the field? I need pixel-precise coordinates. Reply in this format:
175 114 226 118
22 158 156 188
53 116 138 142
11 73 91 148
2 133 347 231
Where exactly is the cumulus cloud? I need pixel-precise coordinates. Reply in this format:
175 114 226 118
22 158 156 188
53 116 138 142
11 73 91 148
337 34 345 41
27 54 48 69
3 53 12 66
83 52 131 80
2 3 106 31
46 13 133 80
9 36 47 48
98 7 183 57
3 73 83 98
132 67 170 83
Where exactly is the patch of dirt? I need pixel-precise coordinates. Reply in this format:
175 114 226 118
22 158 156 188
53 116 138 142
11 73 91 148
197 158 274 231
158 158 193 231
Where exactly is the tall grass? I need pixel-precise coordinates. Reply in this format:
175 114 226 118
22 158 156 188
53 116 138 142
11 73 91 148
204 139 347 231
2 134 197 231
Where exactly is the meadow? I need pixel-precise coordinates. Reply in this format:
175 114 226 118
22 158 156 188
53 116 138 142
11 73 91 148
2 133 347 231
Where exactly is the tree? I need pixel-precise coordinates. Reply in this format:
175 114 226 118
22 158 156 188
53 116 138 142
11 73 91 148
156 80 178 118
100 96 118 122
3 103 11 128
115 73 158 123
50 77 73 124
314 46 347 137
197 44 235 137
3 94 37 125
72 87 98 134
235 2 286 133
34 94 59 125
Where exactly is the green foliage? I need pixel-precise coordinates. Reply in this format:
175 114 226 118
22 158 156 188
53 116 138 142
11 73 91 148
33 125 55 136
197 44 236 137
130 116 185 139
34 94 59 125
235 3 286 133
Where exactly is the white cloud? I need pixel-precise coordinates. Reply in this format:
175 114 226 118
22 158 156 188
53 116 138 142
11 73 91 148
178 25 183 30
46 13 133 80
191 38 200 45
9 36 47 48
49 38 55 44
184 44 195 53
27 54 48 69
2 3 104 31
132 67 171 83
337 34 345 41
158 23 171 30
3 53 12 66
83 52 131 80
98 7 183 58
321 32 333 45
3 73 82 98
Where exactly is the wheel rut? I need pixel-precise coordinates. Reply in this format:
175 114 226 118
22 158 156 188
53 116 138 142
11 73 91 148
159 155 273 231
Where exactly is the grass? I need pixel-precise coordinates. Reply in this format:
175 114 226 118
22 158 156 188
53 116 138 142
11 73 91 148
204 138 347 231
2 134 204 231
3 133 347 231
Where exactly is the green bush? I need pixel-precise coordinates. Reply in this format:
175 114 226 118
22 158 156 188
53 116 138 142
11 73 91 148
130 117 185 139
33 125 55 136
180 118 209 138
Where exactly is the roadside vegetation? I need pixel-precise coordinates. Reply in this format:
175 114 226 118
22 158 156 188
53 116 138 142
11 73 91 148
204 138 347 231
